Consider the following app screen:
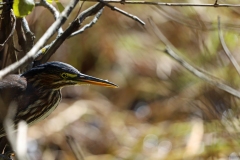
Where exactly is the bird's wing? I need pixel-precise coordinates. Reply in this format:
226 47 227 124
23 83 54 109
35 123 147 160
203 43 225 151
0 74 27 137
0 74 27 90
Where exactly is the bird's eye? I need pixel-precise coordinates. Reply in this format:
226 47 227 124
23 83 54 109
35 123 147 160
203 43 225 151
61 73 68 79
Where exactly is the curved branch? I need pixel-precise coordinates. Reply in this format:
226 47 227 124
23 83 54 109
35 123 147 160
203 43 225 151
35 0 63 36
98 0 145 25
70 8 103 38
218 17 240 75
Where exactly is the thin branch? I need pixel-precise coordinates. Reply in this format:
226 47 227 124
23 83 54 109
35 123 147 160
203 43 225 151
0 0 80 79
35 3 105 65
218 17 240 76
0 10 16 51
165 48 240 98
22 18 34 37
74 0 86 20
22 18 35 68
70 8 103 38
80 0 240 7
149 19 240 99
22 18 35 44
98 0 145 25
35 0 63 36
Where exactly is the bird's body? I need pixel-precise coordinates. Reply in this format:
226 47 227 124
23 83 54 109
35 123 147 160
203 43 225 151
0 61 117 138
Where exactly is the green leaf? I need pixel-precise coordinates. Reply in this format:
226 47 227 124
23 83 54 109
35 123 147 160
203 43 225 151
13 0 35 17
55 1 64 12
46 0 53 3
45 0 64 12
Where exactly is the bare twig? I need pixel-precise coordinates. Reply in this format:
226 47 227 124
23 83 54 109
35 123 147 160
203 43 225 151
74 0 86 20
35 0 64 36
22 18 34 39
22 18 35 71
35 3 105 64
0 0 80 79
70 8 103 38
0 10 16 51
22 18 35 46
149 19 240 99
98 0 145 25
22 18 36 70
80 0 240 7
218 17 240 75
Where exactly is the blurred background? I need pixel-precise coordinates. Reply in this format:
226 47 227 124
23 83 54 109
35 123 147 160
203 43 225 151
23 0 240 159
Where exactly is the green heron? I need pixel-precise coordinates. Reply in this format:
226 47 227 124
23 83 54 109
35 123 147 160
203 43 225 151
0 61 117 137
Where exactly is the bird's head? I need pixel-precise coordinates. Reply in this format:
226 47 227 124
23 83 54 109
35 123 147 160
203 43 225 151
21 61 118 89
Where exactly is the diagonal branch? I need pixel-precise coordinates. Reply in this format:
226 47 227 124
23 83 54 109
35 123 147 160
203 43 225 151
149 19 240 99
70 8 103 38
98 0 145 25
35 0 64 36
218 17 240 76
22 18 35 51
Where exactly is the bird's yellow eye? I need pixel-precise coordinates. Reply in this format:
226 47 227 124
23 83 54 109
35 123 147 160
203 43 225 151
61 73 77 79
61 73 68 79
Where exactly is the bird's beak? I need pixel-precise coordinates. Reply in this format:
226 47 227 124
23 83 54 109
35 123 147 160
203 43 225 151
76 74 118 88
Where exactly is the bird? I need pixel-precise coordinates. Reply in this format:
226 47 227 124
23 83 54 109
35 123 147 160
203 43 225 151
0 61 118 137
